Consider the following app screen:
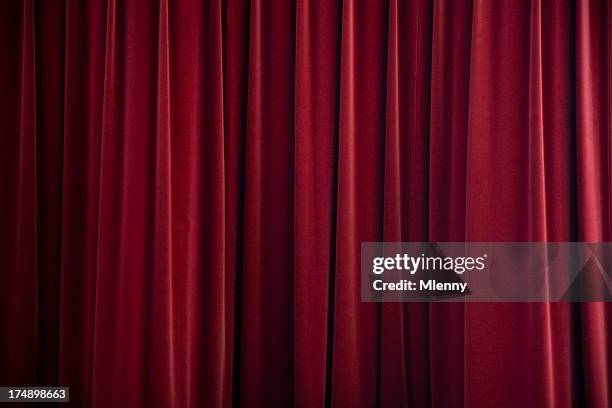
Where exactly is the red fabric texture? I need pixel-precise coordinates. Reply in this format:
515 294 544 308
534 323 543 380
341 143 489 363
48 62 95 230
1 0 612 407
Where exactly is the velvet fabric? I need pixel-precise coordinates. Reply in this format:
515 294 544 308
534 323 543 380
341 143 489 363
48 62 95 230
1 0 611 407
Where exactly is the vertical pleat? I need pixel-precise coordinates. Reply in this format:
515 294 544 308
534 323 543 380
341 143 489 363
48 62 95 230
148 0 176 404
33 0 65 386
59 0 107 404
19 0 38 384
147 1 229 406
165 0 204 405
528 0 548 242
0 0 37 386
239 0 295 405
90 1 123 403
195 0 228 405
575 1 612 406
380 1 434 407
294 0 340 407
92 0 160 405
465 1 556 407
332 1 387 406
428 0 472 406
576 0 610 241
539 1 578 407
539 1 576 406
527 2 558 407
222 0 250 406
380 0 409 406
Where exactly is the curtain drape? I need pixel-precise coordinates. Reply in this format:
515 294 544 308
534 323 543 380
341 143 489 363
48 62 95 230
1 0 611 407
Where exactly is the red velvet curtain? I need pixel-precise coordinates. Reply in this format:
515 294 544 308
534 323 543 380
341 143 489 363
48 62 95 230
1 0 612 407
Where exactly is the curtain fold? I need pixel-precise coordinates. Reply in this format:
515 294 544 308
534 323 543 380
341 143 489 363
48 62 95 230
1 0 612 407
294 0 340 406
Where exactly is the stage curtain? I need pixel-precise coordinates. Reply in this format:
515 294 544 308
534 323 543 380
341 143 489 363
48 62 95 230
1 0 611 407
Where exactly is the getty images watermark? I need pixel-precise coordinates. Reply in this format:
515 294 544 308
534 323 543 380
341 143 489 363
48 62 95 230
361 243 612 302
